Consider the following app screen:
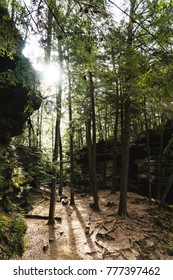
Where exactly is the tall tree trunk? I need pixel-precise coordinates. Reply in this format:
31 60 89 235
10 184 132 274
49 113 60 224
111 80 119 194
38 103 43 149
51 113 54 157
67 59 75 205
143 97 152 205
103 106 108 188
89 71 99 211
86 118 93 194
45 2 53 64
11 0 15 21
47 3 57 224
111 44 119 194
118 0 135 216
28 118 32 148
118 96 131 216
59 134 63 197
157 119 164 200
49 37 63 223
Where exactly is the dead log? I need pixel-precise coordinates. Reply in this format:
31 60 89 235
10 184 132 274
25 214 62 221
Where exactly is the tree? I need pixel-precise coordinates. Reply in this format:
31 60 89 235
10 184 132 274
117 0 136 217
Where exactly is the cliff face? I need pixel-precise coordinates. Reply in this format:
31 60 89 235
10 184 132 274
0 75 41 144
0 4 41 144
0 4 42 212
77 122 173 204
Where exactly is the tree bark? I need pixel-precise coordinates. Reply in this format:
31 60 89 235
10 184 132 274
58 134 63 197
143 96 152 205
157 119 164 200
86 117 93 194
111 80 119 194
67 58 75 205
118 0 135 216
103 106 108 188
118 96 131 216
48 5 63 224
89 71 99 211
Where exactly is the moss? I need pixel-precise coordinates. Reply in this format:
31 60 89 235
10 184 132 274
0 213 27 259
10 213 27 254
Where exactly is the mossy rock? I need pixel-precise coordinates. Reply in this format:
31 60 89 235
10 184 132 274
0 213 27 259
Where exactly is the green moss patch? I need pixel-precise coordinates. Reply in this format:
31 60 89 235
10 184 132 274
0 213 27 259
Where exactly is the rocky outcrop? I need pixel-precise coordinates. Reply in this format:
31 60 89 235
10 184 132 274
0 75 41 144
0 4 42 212
77 121 173 204
0 4 41 144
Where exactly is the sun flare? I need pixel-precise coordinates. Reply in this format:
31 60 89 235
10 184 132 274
42 63 60 85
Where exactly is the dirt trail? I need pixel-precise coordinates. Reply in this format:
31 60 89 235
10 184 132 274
22 188 173 260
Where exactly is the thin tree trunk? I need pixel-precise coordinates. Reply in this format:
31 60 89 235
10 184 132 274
118 96 131 216
67 58 75 205
28 118 32 148
39 103 43 149
118 0 135 216
59 134 63 197
86 118 93 194
89 71 99 211
103 106 108 188
157 119 164 200
11 0 15 21
49 115 60 224
51 113 54 157
47 3 59 224
111 80 119 194
111 45 119 194
143 96 152 205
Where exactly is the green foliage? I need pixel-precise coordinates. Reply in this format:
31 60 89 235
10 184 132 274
0 213 27 259
15 144 52 188
11 167 25 190
0 214 9 234
0 2 39 91
10 213 27 244
0 5 18 58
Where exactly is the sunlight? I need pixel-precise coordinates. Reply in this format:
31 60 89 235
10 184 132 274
23 41 60 86
42 63 60 85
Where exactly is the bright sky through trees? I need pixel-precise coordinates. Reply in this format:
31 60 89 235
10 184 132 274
22 0 126 80
42 63 60 85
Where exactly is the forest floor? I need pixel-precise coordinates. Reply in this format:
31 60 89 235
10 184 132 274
22 187 173 260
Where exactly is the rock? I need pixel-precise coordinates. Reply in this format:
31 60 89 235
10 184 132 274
43 244 49 251
55 216 62 222
62 198 68 206
49 238 54 243
105 201 116 208
0 5 41 144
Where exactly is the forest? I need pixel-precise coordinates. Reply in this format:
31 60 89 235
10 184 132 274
0 0 173 260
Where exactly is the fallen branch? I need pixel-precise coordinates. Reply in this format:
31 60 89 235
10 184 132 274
96 232 115 240
25 214 62 221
